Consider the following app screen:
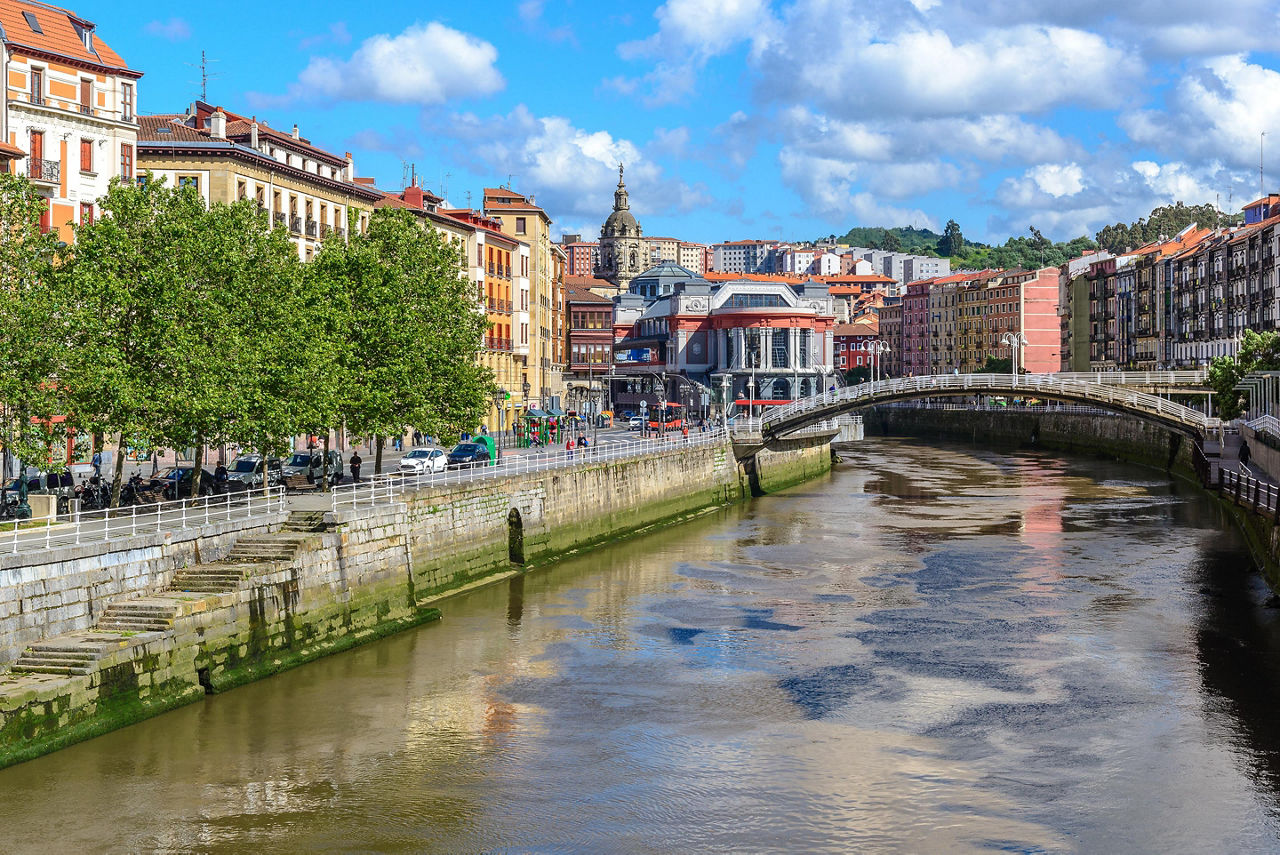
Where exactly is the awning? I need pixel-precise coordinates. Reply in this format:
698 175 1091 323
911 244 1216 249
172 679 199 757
0 142 26 160
546 408 566 417
524 408 551 419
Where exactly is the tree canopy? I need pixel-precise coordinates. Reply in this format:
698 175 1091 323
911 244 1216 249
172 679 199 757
1095 202 1241 254
1208 330 1280 419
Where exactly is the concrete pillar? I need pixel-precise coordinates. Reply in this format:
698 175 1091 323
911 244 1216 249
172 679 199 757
763 327 774 369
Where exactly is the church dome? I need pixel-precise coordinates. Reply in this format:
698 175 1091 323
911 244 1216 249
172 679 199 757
603 207 639 237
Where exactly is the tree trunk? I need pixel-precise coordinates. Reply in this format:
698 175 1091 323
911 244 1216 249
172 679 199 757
375 436 384 475
190 439 204 499
261 445 271 498
321 433 331 491
109 439 126 508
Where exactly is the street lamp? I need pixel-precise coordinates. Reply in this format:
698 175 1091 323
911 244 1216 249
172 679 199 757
1000 331 1028 375
492 388 508 449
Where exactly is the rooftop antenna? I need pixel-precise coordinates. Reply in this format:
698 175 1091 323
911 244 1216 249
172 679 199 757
465 190 473 210
443 171 451 200
1262 131 1268 202
507 173 515 189
185 50 220 102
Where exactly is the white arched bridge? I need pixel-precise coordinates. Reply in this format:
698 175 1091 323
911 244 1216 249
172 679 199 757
759 373 1223 443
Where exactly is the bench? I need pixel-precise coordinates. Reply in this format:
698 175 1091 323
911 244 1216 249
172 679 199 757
282 473 319 493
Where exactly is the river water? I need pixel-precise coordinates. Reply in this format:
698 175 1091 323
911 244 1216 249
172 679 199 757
2 438 1280 853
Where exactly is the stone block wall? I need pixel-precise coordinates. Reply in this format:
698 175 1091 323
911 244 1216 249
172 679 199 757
0 513 287 667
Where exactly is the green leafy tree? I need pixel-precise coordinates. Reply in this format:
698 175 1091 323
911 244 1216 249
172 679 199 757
60 176 217 503
1208 330 1280 419
938 219 964 257
880 230 902 252
318 207 491 474
0 173 66 472
977 355 1013 373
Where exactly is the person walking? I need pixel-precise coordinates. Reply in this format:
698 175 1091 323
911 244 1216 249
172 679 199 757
1240 440 1251 470
91 449 102 479
565 437 575 461
350 451 362 483
577 431 587 450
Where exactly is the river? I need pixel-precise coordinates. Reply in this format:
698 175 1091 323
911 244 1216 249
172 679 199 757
1 438 1279 853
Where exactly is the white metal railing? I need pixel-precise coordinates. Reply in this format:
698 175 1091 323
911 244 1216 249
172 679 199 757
332 428 731 512
1052 370 1209 386
761 373 1222 440
4 486 287 558
1246 414 1280 439
885 401 1116 416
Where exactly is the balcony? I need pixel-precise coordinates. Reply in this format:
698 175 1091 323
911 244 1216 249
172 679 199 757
78 104 93 116
29 93 44 107
273 211 286 229
305 220 318 238
290 215 302 234
28 157 58 185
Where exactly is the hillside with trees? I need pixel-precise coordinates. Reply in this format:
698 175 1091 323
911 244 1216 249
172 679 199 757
832 201 1246 273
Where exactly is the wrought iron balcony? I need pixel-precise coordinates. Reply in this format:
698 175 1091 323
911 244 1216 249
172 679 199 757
305 220 318 238
273 211 286 229
28 157 58 184
290 215 302 234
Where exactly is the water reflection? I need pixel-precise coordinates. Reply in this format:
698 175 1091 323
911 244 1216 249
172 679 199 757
0 438 1277 852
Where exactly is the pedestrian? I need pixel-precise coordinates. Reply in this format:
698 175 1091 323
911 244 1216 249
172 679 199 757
350 451 362 482
566 437 575 460
214 460 228 487
681 424 689 439
393 435 402 452
413 430 423 447
577 431 587 449
1240 440 1251 469
91 449 101 479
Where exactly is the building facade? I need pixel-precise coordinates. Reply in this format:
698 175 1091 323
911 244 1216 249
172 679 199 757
594 164 646 293
564 284 613 421
138 102 380 261
483 185 566 409
1 0 139 240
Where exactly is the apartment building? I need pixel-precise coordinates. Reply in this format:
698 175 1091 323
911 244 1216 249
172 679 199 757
484 186 566 409
0 0 140 240
137 101 381 261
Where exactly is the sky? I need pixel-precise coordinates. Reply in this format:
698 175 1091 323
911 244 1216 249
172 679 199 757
82 0 1280 246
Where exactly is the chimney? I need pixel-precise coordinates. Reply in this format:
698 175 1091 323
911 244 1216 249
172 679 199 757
403 184 424 210
250 118 259 149
209 108 227 140
292 124 300 140
345 151 355 181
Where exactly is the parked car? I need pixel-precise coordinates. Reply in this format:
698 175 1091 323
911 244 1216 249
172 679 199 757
225 454 284 489
152 467 217 500
399 447 447 475
446 442 491 468
281 450 343 484
628 416 645 431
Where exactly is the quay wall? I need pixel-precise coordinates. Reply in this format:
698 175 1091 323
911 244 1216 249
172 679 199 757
864 407 1196 480
0 436 831 767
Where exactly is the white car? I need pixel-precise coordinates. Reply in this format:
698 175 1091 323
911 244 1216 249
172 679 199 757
398 447 446 474
628 416 645 431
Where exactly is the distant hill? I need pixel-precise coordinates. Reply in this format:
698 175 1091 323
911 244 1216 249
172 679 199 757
835 226 973 255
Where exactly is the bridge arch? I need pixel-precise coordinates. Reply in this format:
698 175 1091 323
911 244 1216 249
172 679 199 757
760 374 1222 443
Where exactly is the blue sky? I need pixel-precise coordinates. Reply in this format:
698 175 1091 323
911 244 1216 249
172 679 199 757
84 0 1280 246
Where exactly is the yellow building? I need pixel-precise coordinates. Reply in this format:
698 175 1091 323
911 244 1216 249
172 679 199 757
137 101 382 258
483 187 567 410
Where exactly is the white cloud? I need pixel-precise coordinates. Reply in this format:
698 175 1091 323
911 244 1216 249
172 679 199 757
444 106 706 222
1130 161 1217 204
1122 56 1280 170
613 0 777 105
272 22 504 105
760 20 1137 119
778 147 936 226
144 18 191 42
1027 163 1085 198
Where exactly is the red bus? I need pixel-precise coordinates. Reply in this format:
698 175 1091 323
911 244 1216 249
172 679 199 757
647 404 684 431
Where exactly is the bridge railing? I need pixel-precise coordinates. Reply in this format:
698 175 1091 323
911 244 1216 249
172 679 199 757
761 373 1221 439
1051 370 1208 386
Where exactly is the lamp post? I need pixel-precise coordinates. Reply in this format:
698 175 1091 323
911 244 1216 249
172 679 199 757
492 388 508 449
1000 331 1028 375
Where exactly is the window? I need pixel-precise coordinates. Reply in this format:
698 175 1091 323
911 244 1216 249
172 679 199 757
29 67 43 105
178 174 200 193
22 11 41 33
80 202 94 225
237 180 246 200
515 216 526 235
79 79 92 114
80 138 93 173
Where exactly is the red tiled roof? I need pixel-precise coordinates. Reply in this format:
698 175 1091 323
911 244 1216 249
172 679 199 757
565 283 612 304
0 0 135 75
0 141 26 159
137 115 210 143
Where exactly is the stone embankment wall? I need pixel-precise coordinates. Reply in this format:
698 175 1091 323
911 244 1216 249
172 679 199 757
0 437 831 767
865 407 1195 479
0 512 289 667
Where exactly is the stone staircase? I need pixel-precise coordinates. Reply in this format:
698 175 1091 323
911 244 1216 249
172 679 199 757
10 642 102 676
6 511 336 679
96 598 181 633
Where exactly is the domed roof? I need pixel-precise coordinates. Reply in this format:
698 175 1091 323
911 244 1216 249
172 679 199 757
603 207 639 235
600 163 642 238
630 260 704 300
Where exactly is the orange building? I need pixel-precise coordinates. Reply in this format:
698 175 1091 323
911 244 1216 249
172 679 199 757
0 0 140 241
